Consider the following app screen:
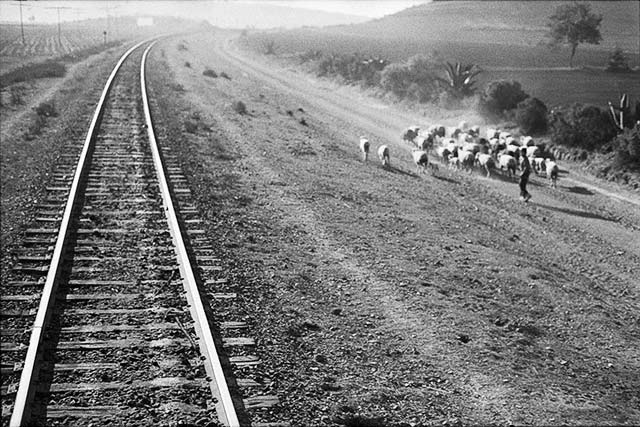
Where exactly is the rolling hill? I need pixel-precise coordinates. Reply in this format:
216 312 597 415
338 1 639 53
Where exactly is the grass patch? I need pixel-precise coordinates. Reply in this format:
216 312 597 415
0 61 66 88
232 100 247 114
203 68 218 78
58 40 121 63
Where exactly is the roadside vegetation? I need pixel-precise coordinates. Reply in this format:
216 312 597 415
241 1 639 188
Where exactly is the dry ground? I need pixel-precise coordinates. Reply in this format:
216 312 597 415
144 32 640 426
1 32 638 426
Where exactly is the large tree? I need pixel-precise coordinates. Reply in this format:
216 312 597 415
545 2 603 68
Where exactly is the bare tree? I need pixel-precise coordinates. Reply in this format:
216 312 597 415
545 2 602 68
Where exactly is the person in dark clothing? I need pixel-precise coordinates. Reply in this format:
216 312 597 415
519 147 532 202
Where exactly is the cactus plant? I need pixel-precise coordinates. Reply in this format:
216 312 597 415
438 62 482 98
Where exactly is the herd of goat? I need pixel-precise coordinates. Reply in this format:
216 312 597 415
359 121 559 188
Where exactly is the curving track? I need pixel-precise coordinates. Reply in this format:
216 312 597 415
0 40 270 427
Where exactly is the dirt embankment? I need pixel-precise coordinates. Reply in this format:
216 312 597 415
144 32 640 426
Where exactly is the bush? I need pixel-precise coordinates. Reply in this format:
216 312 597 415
549 103 617 151
184 62 191 68
479 80 529 118
380 54 441 102
35 101 56 117
606 47 631 73
314 52 387 87
203 68 217 78
515 97 548 135
232 100 247 114
10 85 25 105
437 90 462 110
0 61 66 88
220 72 231 80
610 125 640 169
184 119 198 133
26 113 47 139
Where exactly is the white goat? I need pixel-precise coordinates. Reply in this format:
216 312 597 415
531 157 546 174
377 145 390 167
546 160 559 188
412 149 431 174
498 153 517 177
487 128 500 140
521 135 534 146
458 150 475 172
475 153 495 177
448 156 460 170
402 126 420 144
436 146 451 162
526 145 541 158
359 137 370 162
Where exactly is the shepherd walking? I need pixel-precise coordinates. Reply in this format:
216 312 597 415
519 147 532 202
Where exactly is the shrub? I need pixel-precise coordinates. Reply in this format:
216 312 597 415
10 85 25 105
26 113 47 139
220 72 231 80
610 125 640 169
437 90 461 110
438 62 482 98
203 68 217 78
184 119 198 133
549 103 617 151
232 101 247 114
0 61 66 88
184 62 191 68
606 47 631 73
35 101 56 117
380 54 441 102
479 80 529 118
515 97 548 135
299 49 322 64
177 43 188 51
264 40 276 55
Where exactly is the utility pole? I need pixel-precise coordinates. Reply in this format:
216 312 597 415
19 0 25 44
57 7 61 45
44 6 71 47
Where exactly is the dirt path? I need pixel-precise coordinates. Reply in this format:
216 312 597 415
152 32 640 426
217 35 640 255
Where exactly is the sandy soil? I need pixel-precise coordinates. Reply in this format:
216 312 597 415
142 31 640 426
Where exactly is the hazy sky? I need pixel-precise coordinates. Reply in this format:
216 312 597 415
0 1 429 26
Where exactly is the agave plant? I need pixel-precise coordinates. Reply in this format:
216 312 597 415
438 62 482 98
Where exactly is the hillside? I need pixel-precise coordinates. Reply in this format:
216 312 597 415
257 1 639 69
242 1 640 107
339 1 639 54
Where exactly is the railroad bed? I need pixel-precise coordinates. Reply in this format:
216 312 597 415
1 40 281 427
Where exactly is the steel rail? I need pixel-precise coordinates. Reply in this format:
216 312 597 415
140 42 240 426
9 39 151 427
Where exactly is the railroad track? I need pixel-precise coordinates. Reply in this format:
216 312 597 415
1 40 281 426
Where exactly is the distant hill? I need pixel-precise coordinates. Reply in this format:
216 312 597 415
327 1 639 52
198 3 369 29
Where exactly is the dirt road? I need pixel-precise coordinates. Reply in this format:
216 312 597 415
148 32 640 426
